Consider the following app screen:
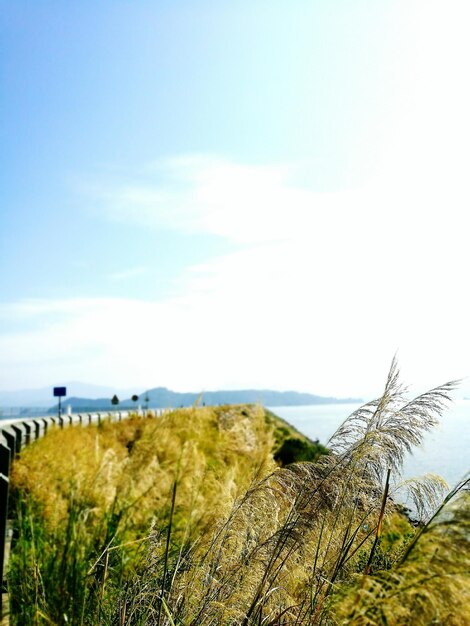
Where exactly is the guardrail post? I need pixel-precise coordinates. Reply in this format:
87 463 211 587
0 443 10 479
10 426 23 455
0 431 15 460
0 441 11 613
33 420 40 440
23 421 31 445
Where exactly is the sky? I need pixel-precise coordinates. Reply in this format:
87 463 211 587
1 1 470 399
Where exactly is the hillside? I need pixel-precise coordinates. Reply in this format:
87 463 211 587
8 404 328 623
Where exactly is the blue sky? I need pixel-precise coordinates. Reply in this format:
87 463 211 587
1 1 470 397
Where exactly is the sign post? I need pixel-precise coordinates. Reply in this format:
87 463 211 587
53 387 67 424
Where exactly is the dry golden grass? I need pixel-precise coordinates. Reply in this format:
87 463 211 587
11 405 276 542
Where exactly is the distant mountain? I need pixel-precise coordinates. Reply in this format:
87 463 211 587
0 382 145 408
50 387 362 413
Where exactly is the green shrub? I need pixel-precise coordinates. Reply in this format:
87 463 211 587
274 435 328 465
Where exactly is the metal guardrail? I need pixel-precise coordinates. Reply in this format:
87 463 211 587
0 408 166 617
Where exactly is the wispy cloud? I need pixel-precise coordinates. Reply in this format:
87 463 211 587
78 144 469 254
107 266 148 281
78 155 307 243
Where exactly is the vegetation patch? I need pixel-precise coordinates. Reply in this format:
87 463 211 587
264 407 329 466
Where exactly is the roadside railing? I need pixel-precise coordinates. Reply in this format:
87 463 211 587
0 408 166 617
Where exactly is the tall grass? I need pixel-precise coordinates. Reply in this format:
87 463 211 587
7 363 470 625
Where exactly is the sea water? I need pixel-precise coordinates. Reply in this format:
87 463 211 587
269 400 470 490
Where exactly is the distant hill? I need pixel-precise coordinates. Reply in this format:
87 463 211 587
49 386 362 413
0 382 145 408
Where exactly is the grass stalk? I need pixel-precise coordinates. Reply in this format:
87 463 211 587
364 467 391 575
157 477 178 626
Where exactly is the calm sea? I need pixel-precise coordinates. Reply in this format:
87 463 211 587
269 400 470 489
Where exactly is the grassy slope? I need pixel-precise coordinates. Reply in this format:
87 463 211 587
7 394 470 625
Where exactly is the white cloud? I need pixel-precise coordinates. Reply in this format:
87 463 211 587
64 131 470 396
1 222 469 397
13 156 470 396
